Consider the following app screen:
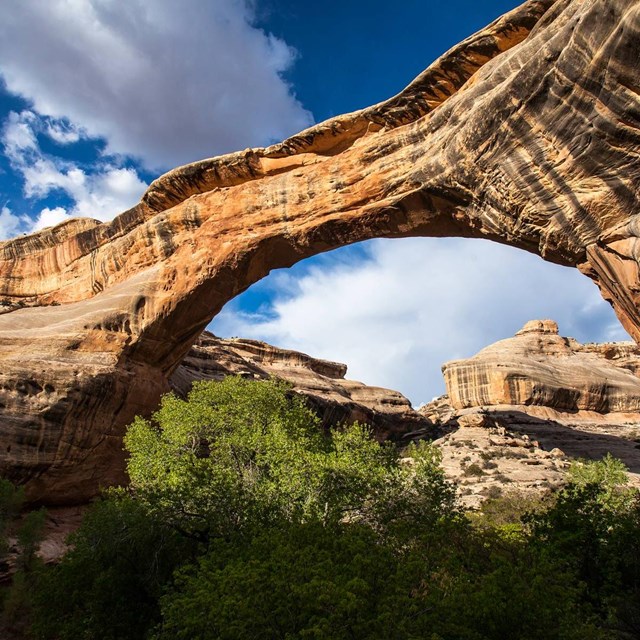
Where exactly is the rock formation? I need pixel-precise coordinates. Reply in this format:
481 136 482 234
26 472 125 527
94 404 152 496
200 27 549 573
444 319 640 412
170 332 431 440
424 321 640 506
1 0 640 502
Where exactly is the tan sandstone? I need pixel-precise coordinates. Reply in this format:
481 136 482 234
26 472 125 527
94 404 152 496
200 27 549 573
443 319 640 412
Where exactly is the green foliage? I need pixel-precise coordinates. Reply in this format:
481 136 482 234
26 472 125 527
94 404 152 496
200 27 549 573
124 377 453 541
154 520 612 640
154 522 399 640
0 482 46 633
567 454 634 510
0 478 25 558
30 491 189 640
525 459 640 635
25 379 640 640
363 440 462 542
16 508 46 573
568 454 629 488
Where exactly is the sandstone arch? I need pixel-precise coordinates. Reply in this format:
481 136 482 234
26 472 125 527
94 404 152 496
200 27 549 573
1 0 640 503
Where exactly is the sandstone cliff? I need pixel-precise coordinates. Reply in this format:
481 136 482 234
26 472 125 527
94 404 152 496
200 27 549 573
170 332 431 440
443 319 640 412
2 0 640 503
424 321 640 506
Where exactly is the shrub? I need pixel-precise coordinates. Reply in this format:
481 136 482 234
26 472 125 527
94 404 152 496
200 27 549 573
30 492 188 640
463 463 485 477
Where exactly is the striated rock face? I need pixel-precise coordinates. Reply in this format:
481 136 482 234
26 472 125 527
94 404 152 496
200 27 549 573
2 0 640 502
170 332 431 440
428 322 640 505
443 320 640 412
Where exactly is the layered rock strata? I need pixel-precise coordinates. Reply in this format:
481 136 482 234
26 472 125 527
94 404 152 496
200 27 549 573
170 332 431 440
426 321 640 505
443 320 640 411
1 0 640 502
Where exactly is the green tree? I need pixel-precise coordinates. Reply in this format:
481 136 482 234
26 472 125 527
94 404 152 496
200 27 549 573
124 377 455 542
567 453 634 510
32 378 460 639
30 491 188 640
154 522 401 640
526 457 640 633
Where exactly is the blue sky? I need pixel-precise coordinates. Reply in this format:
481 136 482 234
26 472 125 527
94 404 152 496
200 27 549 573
0 0 629 405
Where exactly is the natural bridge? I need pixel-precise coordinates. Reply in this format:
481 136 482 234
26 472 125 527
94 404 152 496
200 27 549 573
1 0 639 503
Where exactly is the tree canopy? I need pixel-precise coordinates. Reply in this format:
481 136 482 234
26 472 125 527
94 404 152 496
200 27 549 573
11 377 639 640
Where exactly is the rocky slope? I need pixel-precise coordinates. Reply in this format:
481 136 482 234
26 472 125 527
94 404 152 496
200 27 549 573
170 332 431 440
422 321 640 506
2 0 640 503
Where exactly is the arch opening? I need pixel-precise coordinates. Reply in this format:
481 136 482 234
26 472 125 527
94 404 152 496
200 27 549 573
208 237 630 407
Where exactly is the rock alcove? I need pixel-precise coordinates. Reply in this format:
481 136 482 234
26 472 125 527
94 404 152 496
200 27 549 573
1 0 640 503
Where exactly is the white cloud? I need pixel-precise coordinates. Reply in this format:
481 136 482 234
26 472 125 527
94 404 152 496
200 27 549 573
3 110 82 152
22 161 147 221
45 121 81 145
211 238 630 406
1 110 148 229
2 111 38 158
31 206 72 232
0 206 30 240
0 0 313 171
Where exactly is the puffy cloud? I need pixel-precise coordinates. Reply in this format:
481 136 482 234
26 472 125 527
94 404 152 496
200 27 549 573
30 206 72 232
211 238 630 406
2 110 148 226
0 206 29 240
69 166 147 219
0 0 313 171
22 161 147 221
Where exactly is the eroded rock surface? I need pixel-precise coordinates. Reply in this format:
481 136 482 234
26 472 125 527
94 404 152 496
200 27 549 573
443 320 640 411
423 403 640 507
171 332 431 440
2 0 640 502
425 322 640 505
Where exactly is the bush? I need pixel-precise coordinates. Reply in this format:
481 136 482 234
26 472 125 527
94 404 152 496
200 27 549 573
30 492 188 640
463 463 485 477
525 457 640 630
